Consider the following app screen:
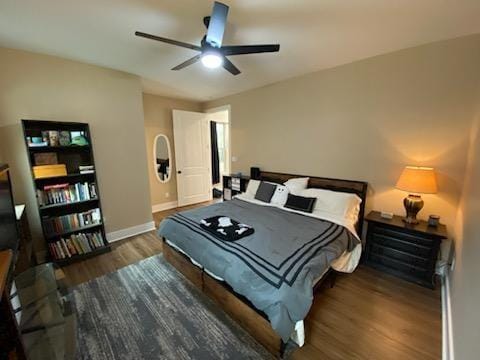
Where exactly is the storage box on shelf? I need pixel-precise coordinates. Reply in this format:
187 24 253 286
22 120 110 265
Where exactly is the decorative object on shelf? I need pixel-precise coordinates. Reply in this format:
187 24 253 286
41 130 49 143
22 119 110 266
395 166 437 224
59 131 71 146
48 130 59 146
70 130 89 146
33 164 67 179
33 152 58 165
428 215 440 227
71 135 89 146
27 136 48 147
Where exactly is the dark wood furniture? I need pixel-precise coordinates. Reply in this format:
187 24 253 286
14 205 36 275
222 174 250 200
364 211 448 289
0 250 27 359
22 120 110 266
163 168 368 356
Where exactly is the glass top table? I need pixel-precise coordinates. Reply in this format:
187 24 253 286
10 262 75 360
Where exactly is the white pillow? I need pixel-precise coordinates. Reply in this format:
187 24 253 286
300 188 361 222
271 185 289 207
245 179 260 197
283 177 309 195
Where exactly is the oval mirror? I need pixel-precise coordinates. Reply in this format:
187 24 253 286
154 134 171 183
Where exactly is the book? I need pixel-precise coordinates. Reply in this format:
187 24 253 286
48 131 59 146
59 131 71 146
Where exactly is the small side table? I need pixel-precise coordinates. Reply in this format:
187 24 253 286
364 211 448 289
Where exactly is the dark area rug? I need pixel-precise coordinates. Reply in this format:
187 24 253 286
72 254 274 359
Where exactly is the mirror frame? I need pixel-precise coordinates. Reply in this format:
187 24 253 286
153 134 172 183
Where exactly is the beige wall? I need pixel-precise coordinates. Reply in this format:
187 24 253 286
451 106 480 358
205 34 480 237
0 47 153 252
143 93 202 208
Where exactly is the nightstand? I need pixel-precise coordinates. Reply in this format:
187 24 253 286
222 175 249 200
364 211 448 289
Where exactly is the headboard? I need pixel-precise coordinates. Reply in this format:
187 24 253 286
251 168 368 236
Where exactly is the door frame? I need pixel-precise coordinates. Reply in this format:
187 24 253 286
205 105 231 183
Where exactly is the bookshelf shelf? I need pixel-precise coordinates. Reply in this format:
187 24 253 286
34 172 95 183
28 145 91 153
22 119 110 265
45 223 103 240
39 198 99 211
53 245 110 266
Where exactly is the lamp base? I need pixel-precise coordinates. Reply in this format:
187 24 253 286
402 194 424 225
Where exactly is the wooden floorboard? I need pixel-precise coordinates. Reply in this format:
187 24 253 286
62 201 441 360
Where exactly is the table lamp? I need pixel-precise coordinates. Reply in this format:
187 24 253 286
395 166 437 224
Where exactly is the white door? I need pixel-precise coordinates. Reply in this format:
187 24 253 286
173 110 212 207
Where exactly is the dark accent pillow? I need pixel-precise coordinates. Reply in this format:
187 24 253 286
284 193 316 213
254 181 277 203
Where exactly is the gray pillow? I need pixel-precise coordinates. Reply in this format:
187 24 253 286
254 181 277 203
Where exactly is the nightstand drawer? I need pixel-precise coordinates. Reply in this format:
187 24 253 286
373 226 436 247
370 243 430 269
370 233 433 258
368 253 430 279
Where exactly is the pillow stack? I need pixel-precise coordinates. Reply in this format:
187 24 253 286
243 176 361 222
246 177 317 213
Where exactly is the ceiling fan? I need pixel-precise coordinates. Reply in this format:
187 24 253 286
135 1 280 75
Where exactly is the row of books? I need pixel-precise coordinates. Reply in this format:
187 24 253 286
43 208 102 236
37 182 97 206
48 231 105 260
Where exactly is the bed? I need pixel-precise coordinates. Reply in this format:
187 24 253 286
158 168 368 356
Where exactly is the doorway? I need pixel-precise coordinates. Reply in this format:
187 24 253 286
206 106 230 197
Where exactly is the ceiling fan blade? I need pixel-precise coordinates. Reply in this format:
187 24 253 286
223 57 241 75
221 44 280 56
135 31 201 51
206 2 229 48
171 54 202 70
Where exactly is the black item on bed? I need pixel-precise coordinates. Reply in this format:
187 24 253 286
284 193 316 213
200 216 254 241
254 181 277 203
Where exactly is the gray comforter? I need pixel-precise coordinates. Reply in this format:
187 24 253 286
158 199 359 341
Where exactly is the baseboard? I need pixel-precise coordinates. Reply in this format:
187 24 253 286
106 221 156 243
152 201 178 213
441 271 454 360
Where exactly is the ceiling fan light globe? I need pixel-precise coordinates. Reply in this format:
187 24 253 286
201 53 223 69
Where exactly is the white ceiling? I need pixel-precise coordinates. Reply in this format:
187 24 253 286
1 0 480 101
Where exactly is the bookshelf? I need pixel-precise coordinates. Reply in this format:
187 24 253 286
22 120 110 266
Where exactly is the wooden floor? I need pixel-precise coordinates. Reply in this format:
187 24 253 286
62 201 441 360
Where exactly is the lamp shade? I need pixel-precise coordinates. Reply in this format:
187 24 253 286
396 166 437 194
